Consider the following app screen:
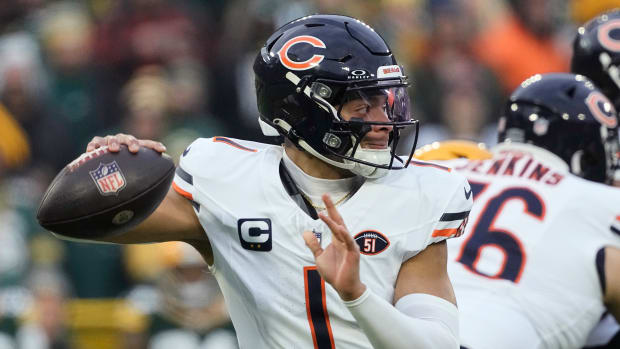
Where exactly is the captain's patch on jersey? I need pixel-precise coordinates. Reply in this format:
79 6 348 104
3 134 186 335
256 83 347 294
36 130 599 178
354 230 390 255
238 218 272 252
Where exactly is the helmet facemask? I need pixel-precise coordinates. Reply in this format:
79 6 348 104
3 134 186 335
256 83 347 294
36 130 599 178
276 72 419 178
597 51 620 109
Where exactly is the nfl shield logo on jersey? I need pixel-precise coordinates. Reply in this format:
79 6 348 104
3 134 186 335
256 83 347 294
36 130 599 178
89 161 127 196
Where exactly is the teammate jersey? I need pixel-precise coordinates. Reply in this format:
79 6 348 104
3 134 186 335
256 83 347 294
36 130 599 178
440 143 620 349
172 137 472 349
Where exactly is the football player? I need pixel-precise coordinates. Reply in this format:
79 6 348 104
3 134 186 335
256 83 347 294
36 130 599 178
80 15 471 349
572 8 620 188
571 11 620 347
430 73 620 349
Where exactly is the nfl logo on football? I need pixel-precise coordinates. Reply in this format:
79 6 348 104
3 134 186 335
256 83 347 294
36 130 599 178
89 161 127 196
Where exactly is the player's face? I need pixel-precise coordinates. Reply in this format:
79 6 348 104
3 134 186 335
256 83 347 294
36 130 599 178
339 94 392 149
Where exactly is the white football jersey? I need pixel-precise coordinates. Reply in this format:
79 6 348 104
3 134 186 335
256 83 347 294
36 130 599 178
172 137 472 349
440 143 620 349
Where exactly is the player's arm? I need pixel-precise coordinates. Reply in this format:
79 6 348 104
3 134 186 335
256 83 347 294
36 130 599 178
82 134 209 249
304 195 459 349
343 240 458 349
604 246 620 321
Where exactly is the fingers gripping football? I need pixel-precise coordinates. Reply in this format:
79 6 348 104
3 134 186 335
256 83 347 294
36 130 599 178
86 133 166 153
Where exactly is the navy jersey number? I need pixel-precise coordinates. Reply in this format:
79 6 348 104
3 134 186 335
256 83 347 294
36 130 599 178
457 187 545 283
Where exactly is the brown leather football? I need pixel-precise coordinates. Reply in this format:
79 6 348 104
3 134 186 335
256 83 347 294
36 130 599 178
37 145 175 239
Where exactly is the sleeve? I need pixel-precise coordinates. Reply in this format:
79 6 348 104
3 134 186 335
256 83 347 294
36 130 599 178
171 138 209 211
427 175 473 245
592 187 620 246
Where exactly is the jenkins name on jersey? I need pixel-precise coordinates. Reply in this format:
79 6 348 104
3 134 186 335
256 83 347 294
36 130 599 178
441 142 620 349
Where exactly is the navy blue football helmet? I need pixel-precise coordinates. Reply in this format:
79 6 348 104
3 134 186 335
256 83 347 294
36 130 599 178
253 15 418 178
498 73 619 183
572 9 620 109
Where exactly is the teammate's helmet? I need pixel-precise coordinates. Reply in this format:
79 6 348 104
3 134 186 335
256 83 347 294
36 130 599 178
571 9 620 109
498 73 619 183
253 15 418 178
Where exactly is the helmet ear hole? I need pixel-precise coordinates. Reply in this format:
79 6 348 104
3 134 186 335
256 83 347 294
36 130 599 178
565 86 577 99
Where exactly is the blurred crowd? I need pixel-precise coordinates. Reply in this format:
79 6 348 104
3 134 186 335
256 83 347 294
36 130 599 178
0 0 616 348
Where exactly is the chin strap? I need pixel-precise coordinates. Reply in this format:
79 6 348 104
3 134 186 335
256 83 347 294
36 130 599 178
344 147 392 178
276 115 392 179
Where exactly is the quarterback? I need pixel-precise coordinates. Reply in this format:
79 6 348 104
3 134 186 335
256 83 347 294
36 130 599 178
435 73 620 349
81 15 471 349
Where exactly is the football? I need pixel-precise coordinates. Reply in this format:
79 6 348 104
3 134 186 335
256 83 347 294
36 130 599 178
37 145 175 240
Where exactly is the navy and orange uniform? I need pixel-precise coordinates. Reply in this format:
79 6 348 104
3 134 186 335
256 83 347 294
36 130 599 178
439 143 620 349
171 137 472 349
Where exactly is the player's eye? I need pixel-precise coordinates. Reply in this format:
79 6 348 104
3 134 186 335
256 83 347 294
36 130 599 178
355 105 370 114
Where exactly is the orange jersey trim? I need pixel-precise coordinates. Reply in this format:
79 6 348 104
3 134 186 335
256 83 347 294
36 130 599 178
172 182 193 201
409 160 452 172
432 228 458 237
213 137 257 152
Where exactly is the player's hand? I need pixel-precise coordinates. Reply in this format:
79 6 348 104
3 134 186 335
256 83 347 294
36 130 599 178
86 133 166 154
303 194 367 302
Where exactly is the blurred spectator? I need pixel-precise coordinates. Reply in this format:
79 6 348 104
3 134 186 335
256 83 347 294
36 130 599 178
0 28 70 172
15 268 73 349
372 0 425 64
0 208 29 287
402 0 502 152
92 0 211 131
95 0 204 71
120 64 229 159
125 242 237 349
0 285 30 349
39 2 108 156
61 240 130 299
0 103 30 173
120 65 170 140
209 0 278 139
472 0 570 93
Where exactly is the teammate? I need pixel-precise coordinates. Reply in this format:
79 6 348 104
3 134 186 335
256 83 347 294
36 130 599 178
572 8 620 110
431 73 620 349
78 15 471 349
572 8 620 187
571 11 620 347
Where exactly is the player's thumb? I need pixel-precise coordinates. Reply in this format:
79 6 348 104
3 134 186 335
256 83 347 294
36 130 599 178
302 230 323 257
